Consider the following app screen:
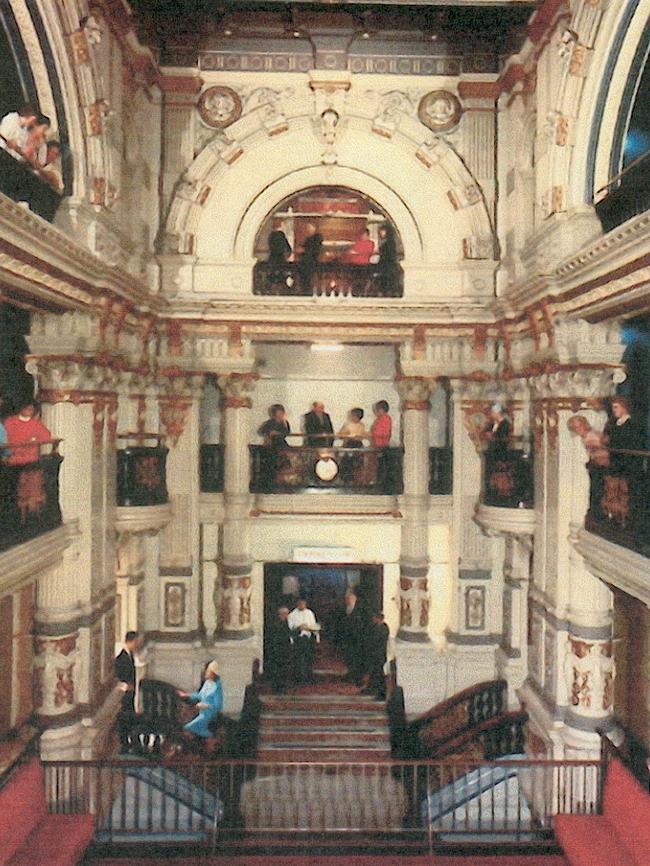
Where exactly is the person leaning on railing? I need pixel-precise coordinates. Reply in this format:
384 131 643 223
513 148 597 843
3 399 52 465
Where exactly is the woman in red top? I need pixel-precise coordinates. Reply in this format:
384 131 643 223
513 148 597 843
344 228 375 265
370 400 392 448
4 400 51 465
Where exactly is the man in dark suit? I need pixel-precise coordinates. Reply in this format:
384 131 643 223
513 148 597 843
115 630 140 753
265 606 293 694
363 612 389 700
304 401 334 447
340 590 367 686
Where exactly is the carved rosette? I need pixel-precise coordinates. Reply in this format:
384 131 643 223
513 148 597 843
33 632 79 720
218 372 259 409
564 637 615 718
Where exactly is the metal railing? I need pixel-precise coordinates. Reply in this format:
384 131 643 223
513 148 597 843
253 261 404 298
585 447 650 558
0 146 62 222
0 440 63 551
250 443 404 495
42 756 604 853
116 434 168 508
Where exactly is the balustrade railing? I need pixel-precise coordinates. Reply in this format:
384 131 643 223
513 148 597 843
481 443 534 509
585 448 650 558
250 444 403 494
116 434 168 508
200 444 225 493
253 261 403 298
429 447 453 495
0 146 62 223
42 756 604 852
0 440 63 552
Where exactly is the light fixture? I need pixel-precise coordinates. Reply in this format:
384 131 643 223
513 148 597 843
310 342 344 353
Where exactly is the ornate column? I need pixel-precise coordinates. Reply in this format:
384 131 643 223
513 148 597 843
216 372 258 640
525 354 624 758
396 376 433 642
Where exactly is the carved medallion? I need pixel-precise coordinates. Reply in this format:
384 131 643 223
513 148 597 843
315 456 339 482
418 90 462 133
198 86 242 129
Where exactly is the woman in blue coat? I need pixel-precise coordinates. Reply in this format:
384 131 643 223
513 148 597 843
178 659 223 738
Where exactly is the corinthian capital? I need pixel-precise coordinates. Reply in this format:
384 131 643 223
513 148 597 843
395 375 433 410
218 372 259 409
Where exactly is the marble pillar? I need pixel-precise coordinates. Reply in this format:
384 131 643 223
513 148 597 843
396 376 432 642
216 373 257 640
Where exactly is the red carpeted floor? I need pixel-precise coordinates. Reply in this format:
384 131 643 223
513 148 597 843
96 856 568 865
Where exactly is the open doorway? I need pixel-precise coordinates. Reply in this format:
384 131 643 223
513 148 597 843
263 562 383 672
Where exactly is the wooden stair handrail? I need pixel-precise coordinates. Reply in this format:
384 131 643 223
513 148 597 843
409 679 507 730
428 709 528 759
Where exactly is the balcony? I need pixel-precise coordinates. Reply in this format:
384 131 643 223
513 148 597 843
585 448 650 558
116 435 169 507
480 444 534 510
0 147 62 223
250 445 404 495
429 447 453 495
200 444 225 493
0 441 63 552
252 261 403 298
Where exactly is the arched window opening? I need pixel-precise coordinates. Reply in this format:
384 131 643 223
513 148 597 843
253 186 404 298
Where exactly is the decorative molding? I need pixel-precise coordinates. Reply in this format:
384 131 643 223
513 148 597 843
115 503 173 536
0 523 77 599
573 527 650 609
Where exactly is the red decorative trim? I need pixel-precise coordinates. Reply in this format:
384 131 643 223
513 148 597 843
458 81 500 100
528 0 567 45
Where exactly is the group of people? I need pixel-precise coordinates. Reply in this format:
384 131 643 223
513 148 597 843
266 222 399 294
266 591 390 700
259 400 393 449
0 104 63 193
0 398 52 464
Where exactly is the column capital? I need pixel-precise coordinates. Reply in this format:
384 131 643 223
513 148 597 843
395 375 433 410
218 371 259 409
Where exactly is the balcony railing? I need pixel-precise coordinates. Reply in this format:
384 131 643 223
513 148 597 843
0 146 62 223
481 444 534 509
250 444 404 495
116 434 168 508
43 756 604 852
585 448 650 558
429 447 452 495
200 444 225 493
0 440 63 552
595 151 650 233
252 261 404 298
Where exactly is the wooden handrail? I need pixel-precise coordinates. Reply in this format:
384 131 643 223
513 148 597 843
429 710 528 758
409 679 506 729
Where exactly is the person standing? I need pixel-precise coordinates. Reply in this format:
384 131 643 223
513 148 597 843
114 631 140 754
298 223 323 295
4 399 51 464
484 403 511 459
266 606 293 693
340 590 367 686
370 400 392 448
363 612 389 700
376 223 398 294
259 404 291 448
288 598 319 685
304 401 334 447
344 227 375 265
0 105 37 161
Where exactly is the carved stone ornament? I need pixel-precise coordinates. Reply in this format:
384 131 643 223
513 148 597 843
418 90 462 133
198 86 242 129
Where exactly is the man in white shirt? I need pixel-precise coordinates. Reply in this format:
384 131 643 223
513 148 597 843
288 598 319 685
0 105 37 161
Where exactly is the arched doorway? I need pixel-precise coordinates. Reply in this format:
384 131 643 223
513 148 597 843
252 186 404 298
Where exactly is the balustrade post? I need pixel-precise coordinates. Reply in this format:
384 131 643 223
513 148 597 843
216 372 258 640
396 376 433 642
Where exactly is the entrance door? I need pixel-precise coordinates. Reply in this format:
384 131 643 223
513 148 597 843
263 563 383 669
